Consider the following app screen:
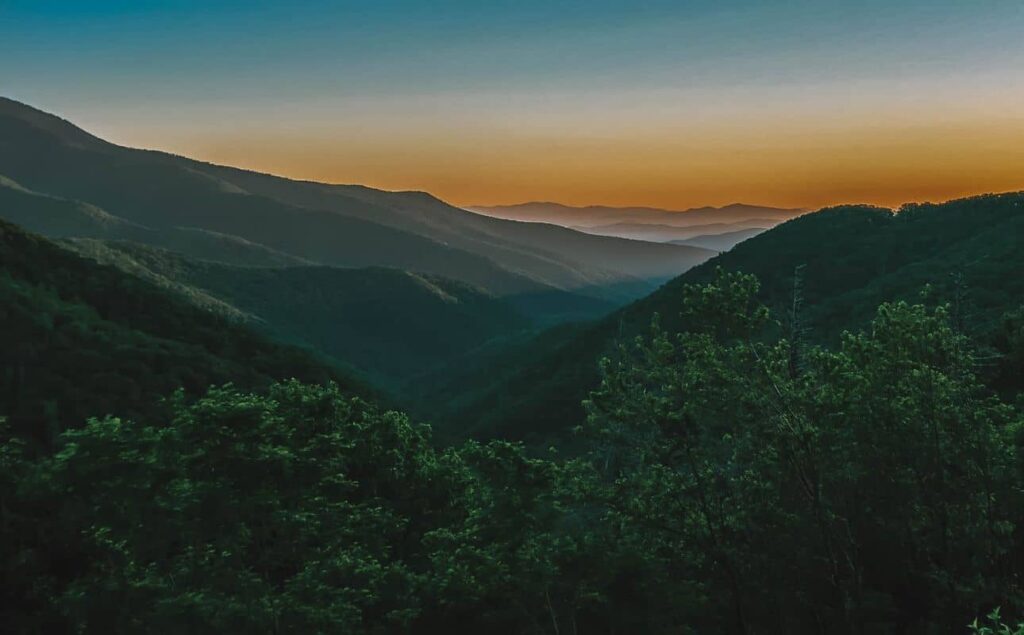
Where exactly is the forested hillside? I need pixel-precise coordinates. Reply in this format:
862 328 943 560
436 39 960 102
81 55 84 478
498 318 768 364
3 270 1021 633
0 176 311 267
63 239 533 387
0 97 714 307
0 220 360 442
420 193 1024 442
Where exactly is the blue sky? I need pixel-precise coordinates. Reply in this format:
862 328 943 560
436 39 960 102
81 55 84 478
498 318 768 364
3 1 1023 208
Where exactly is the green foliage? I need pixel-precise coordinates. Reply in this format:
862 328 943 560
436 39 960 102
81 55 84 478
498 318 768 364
1 382 606 633
0 219 360 441
970 608 1024 635
3 383 432 631
991 305 1024 398
2 261 1022 632
428 193 1024 443
578 271 1024 631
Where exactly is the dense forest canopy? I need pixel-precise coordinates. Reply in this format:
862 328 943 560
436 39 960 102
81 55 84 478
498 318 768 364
0 219 364 445
2 259 1022 632
418 193 1024 444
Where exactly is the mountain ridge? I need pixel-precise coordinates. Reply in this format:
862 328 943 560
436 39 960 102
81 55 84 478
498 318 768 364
0 96 714 307
467 200 805 229
0 218 364 439
421 192 1024 442
670 227 767 251
62 238 533 387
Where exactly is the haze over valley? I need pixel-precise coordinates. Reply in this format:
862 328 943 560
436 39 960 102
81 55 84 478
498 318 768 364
468 201 805 247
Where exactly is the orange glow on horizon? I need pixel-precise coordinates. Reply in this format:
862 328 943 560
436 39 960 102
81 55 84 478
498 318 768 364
10 0 1024 214
94 88 1024 213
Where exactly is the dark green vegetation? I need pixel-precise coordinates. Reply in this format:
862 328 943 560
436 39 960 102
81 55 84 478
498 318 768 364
3 270 1022 632
426 193 1024 442
970 608 1024 635
0 175 309 267
0 219 359 443
63 238 533 387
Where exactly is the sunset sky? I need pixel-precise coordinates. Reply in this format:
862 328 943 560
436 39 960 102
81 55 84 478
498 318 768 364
4 0 1024 210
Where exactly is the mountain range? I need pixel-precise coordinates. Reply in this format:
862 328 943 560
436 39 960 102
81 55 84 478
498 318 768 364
0 96 753 388
3 96 1021 443
3 97 1023 635
670 227 767 251
467 201 804 246
62 238 534 388
571 220 773 244
0 97 714 316
421 193 1024 442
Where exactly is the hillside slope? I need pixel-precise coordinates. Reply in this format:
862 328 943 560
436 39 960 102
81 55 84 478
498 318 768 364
671 227 766 251
64 239 533 387
0 176 310 266
0 219 360 442
198 170 715 284
0 97 713 303
424 192 1024 442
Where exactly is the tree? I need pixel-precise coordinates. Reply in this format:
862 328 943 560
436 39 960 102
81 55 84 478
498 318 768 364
581 271 1024 632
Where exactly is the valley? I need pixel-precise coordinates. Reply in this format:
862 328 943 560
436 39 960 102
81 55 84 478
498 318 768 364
2 95 1022 633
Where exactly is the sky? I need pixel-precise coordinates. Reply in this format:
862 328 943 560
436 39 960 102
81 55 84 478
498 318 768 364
3 0 1024 210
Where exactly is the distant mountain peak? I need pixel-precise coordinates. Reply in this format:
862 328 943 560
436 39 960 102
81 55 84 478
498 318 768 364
467 201 808 237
